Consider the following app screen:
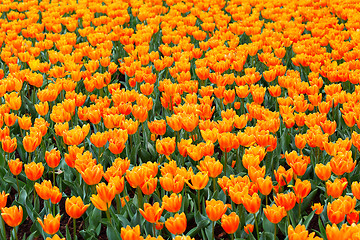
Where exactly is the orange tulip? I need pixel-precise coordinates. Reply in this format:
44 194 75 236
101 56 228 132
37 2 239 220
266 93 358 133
1 205 23 227
242 193 261 214
244 224 254 234
24 162 44 181
221 212 239 234
293 179 311 202
162 193 182 213
185 172 208 190
274 192 297 212
165 212 187 235
96 182 116 204
45 149 61 169
8 158 22 176
0 191 9 208
35 180 53 201
109 176 125 195
37 214 61 235
23 134 40 153
315 163 332 181
311 203 324 215
263 204 287 224
139 202 164 223
326 178 347 198
347 210 359 224
351 181 360 200
46 234 65 240
2 136 17 153
197 156 223 178
327 201 345 224
206 199 228 221
65 196 89 219
140 177 157 195
80 164 104 186
288 224 313 240
121 225 142 240
90 194 110 211
50 186 62 204
156 137 176 156
274 166 293 187
257 176 273 196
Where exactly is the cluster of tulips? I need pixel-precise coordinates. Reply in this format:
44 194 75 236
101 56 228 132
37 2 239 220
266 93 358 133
1 0 360 239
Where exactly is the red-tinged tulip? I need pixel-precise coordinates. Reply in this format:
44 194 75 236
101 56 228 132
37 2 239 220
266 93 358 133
162 193 182 213
37 214 61 235
24 162 44 181
221 212 239 234
139 202 164 223
0 191 9 209
121 225 143 240
23 134 40 153
327 201 345 224
197 156 223 178
1 205 23 227
45 149 61 169
311 203 324 215
263 204 287 224
165 212 187 235
347 210 359 224
244 224 254 234
206 199 228 221
65 196 90 219
274 166 293 186
140 177 157 195
8 158 22 176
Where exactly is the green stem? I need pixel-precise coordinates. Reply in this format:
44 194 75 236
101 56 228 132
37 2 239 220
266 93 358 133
224 150 227 176
106 208 111 224
153 223 156 237
274 223 277 240
73 218 76 240
14 227 18 240
116 194 121 214
299 201 302 219
53 168 56 186
231 234 234 240
137 187 143 209
213 178 216 193
197 190 201 210
16 175 20 193
1 216 6 240
254 213 259 240
212 221 215 240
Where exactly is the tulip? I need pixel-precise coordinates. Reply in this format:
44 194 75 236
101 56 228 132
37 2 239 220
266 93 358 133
37 214 61 235
264 204 287 239
1 205 23 239
25 162 44 181
46 234 65 240
165 212 187 235
221 212 240 236
139 202 163 224
162 193 182 213
121 225 142 240
66 196 90 239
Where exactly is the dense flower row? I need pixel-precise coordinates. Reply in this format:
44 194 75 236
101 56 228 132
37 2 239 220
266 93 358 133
0 0 360 239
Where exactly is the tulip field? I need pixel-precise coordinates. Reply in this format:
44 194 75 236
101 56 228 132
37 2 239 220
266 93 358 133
1 0 360 239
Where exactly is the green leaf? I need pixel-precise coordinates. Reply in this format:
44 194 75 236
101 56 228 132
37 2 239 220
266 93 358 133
106 225 121 240
187 219 210 237
304 210 315 229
